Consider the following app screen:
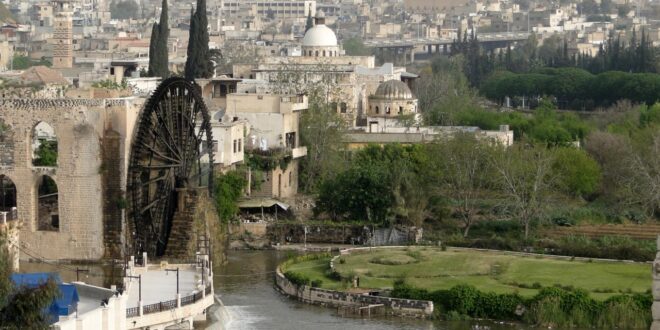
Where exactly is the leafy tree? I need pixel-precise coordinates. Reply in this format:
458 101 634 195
315 161 393 223
33 141 57 167
185 0 213 80
0 235 60 328
299 100 347 193
11 55 51 70
491 144 556 239
553 147 601 197
110 0 139 20
431 133 494 237
148 0 169 78
214 171 247 223
342 37 371 56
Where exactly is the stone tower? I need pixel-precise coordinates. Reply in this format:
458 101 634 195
52 0 73 69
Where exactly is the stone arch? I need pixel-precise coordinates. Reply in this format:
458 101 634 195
36 175 59 231
0 119 14 166
0 175 16 212
32 121 58 167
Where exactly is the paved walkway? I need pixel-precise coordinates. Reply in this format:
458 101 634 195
126 266 200 307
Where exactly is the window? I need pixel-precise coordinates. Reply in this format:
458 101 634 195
399 106 403 114
233 139 237 153
289 171 292 186
386 107 391 115
375 106 379 114
238 139 242 152
285 132 296 148
315 51 319 57
37 175 58 231
32 122 57 167
340 102 347 113
212 140 218 152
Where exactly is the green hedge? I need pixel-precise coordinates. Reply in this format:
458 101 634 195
391 281 651 328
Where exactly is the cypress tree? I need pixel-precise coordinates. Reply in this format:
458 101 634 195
185 0 213 81
147 0 169 78
148 23 159 76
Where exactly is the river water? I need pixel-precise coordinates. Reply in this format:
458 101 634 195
210 250 533 330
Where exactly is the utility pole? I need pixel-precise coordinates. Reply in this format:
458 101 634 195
75 268 89 281
125 274 142 302
165 268 180 294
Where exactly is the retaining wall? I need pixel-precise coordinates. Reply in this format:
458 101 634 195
274 265 433 318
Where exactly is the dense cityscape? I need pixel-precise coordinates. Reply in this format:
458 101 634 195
0 0 658 329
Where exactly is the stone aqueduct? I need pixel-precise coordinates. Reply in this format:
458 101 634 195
0 98 143 260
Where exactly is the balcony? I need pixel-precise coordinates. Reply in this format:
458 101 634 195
291 146 307 159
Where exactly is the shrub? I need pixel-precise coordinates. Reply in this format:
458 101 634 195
310 279 323 288
284 271 310 287
391 282 651 328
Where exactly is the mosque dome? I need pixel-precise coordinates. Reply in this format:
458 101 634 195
302 23 337 47
374 80 414 100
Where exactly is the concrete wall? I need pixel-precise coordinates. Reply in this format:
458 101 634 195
0 98 141 260
275 265 433 318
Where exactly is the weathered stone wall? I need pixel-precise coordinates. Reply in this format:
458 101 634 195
0 98 142 260
267 223 369 244
275 265 433 318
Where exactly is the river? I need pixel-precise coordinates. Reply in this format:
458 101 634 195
210 250 533 330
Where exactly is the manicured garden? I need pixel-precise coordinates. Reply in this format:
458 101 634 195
285 247 649 299
281 247 653 327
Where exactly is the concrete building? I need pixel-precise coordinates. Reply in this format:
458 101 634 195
226 93 308 199
220 0 316 21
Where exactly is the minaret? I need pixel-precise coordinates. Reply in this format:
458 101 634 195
51 0 73 69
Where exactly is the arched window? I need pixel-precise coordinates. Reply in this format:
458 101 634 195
0 175 16 212
386 107 391 115
399 106 403 114
340 102 347 113
0 119 14 166
37 175 58 231
315 50 319 57
32 122 57 167
323 50 326 56
375 106 379 114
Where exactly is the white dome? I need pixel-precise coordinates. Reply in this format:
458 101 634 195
302 24 338 47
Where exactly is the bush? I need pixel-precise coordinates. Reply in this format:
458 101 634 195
310 279 323 288
284 271 310 287
391 281 651 327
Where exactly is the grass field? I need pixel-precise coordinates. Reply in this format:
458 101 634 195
283 247 651 300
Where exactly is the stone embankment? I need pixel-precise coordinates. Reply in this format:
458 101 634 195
274 247 434 318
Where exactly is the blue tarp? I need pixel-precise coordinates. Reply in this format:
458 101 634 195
10 273 79 321
10 272 62 286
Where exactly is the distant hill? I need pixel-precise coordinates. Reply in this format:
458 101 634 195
0 3 16 25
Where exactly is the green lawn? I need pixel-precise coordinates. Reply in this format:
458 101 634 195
283 247 651 299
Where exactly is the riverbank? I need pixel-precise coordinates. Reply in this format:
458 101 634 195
275 253 434 318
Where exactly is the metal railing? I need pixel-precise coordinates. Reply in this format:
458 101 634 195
142 298 177 315
126 307 139 318
125 284 212 316
180 293 195 306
